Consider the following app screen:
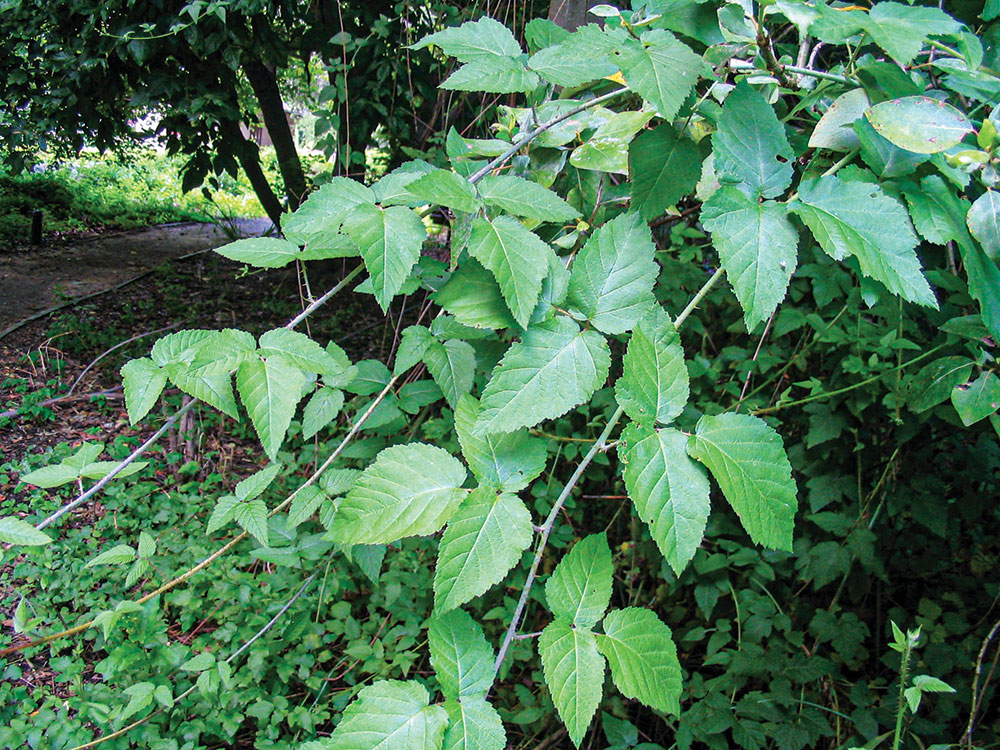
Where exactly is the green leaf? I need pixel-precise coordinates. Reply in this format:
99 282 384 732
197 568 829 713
957 241 1000 340
287 486 326 529
408 169 482 213
85 544 136 567
373 160 437 207
151 329 215 368
180 652 216 672
688 412 797 551
78 461 148 481
442 56 540 94
570 110 654 175
258 329 343 378
433 259 518 331
621 424 710 576
428 608 494 699
213 237 301 268
120 682 154 722
538 619 605 748
412 16 523 62
702 186 798 329
342 203 426 312
808 88 869 152
233 499 269 546
19 462 81 488
476 317 611 434
0 517 51 546
546 532 613 629
394 326 436 377
567 212 659 334
326 680 449 750
468 216 552 328
713 80 793 199
902 175 973 247
424 339 476 409
235 463 281 502
866 97 973 154
454 395 547 492
120 358 167 425
615 306 688 426
907 357 975 413
330 443 467 545
617 30 701 121
302 387 344 440
236 356 306 461
527 41 616 87
855 117 929 178
477 175 579 222
596 607 682 715
207 495 240 535
790 176 937 308
63 442 104 469
912 675 955 693
951 371 1000 426
968 191 1000 261
434 487 533 611
137 531 155 558
443 696 506 750
167 367 240 420
863 3 962 65
629 125 702 221
281 178 375 245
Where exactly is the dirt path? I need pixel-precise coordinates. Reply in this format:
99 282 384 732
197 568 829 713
0 219 273 328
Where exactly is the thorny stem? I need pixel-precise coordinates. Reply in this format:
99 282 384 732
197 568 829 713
493 266 726 678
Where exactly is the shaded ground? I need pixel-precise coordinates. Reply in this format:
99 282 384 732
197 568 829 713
0 219 273 329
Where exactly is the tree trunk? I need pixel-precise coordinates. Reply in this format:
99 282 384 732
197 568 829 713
548 0 592 30
242 56 308 211
219 119 285 229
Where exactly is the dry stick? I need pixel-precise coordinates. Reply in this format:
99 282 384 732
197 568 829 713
67 323 180 395
963 617 1000 748
68 572 318 750
0 388 122 420
492 267 727 678
1 375 399 658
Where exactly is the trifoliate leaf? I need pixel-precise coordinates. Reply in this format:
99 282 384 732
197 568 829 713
121 358 167 425
566 212 659 335
236 356 306 461
701 186 797 329
330 443 467 545
713 80 793 199
326 680 449 750
434 487 533 612
790 176 937 308
688 412 797 551
629 125 702 221
615 306 689 426
428 608 495 699
622 424 710 575
342 203 426 312
546 532 613 629
596 607 682 715
539 619 605 748
0 517 51 546
454 395 548 492
476 317 610 434
468 216 552 328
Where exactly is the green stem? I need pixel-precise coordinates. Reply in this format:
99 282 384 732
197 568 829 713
893 639 914 750
728 59 856 85
752 344 947 416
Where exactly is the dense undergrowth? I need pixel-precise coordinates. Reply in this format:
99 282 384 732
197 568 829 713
2 2 1000 750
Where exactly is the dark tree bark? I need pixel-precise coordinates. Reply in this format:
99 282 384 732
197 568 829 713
219 119 285 228
242 56 308 211
548 0 592 30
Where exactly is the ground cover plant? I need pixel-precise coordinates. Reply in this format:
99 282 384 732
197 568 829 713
3 2 1000 749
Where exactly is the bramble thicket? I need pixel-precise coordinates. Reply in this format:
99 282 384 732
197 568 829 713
3 1 1000 749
